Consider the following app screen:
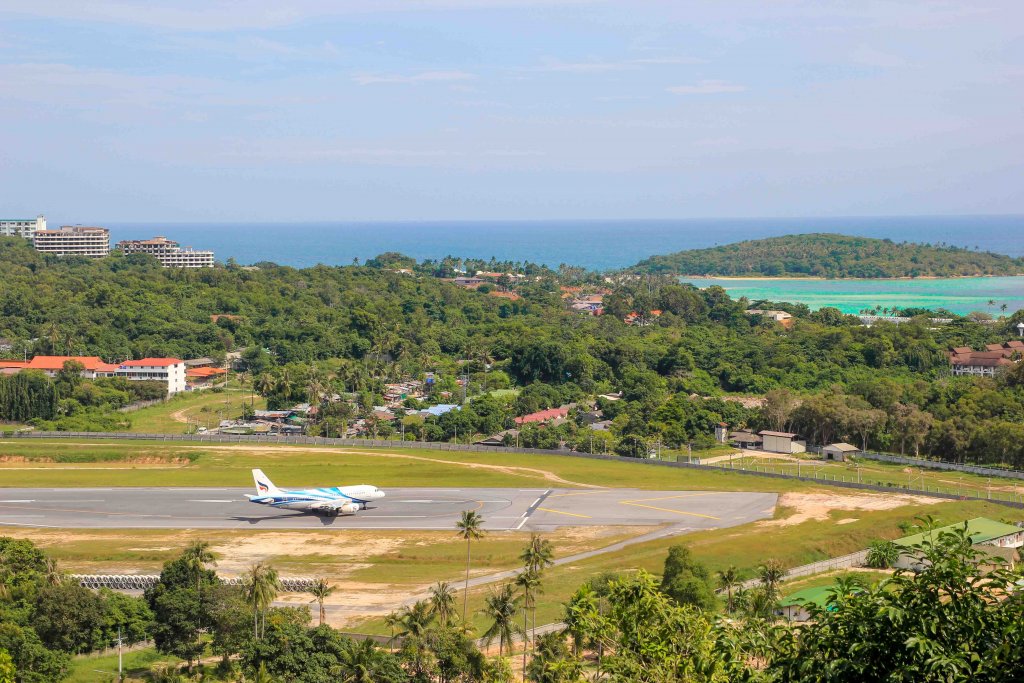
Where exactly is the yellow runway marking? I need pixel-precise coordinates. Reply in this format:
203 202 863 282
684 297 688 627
620 492 718 504
619 501 721 520
535 507 592 519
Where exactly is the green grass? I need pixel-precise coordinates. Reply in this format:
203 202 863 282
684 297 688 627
67 647 181 683
0 439 822 490
126 389 265 433
714 453 1024 503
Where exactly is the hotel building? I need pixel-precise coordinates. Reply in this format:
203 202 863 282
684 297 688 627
33 226 110 258
117 236 215 268
0 215 46 238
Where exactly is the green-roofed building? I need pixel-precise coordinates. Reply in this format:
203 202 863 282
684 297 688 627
894 517 1023 570
778 585 836 622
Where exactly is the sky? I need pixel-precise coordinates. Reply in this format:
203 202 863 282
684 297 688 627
1 1 1022 222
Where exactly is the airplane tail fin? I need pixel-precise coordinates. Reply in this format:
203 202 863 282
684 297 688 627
252 469 281 496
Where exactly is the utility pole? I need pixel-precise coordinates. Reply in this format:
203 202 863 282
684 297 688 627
116 627 124 682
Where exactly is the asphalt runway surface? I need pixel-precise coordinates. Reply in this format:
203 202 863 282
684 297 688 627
0 487 777 531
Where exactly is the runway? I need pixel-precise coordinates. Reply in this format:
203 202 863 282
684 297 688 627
0 487 777 531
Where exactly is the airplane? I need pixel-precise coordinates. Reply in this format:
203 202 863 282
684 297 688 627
246 469 385 516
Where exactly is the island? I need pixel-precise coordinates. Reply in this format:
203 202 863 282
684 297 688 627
628 233 1024 278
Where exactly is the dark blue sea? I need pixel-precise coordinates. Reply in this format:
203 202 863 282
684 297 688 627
105 215 1024 270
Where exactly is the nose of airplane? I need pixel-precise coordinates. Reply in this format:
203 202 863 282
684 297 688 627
376 489 386 499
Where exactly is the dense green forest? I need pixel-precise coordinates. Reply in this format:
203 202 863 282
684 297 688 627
628 233 1024 278
2 522 1019 681
2 236 1024 465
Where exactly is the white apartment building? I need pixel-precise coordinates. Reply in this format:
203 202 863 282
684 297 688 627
116 358 188 395
116 236 214 268
33 226 110 258
0 215 46 238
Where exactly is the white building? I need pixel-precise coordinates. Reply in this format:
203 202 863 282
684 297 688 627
0 215 46 238
33 226 110 258
759 430 806 454
116 358 187 395
117 236 214 268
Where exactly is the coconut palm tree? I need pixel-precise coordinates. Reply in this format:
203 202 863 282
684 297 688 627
309 578 334 626
479 583 524 658
456 510 486 622
716 565 741 613
515 569 541 672
256 373 276 397
244 561 280 639
339 638 382 683
383 610 401 653
519 534 554 647
182 540 216 591
758 559 785 602
396 600 435 640
428 581 457 627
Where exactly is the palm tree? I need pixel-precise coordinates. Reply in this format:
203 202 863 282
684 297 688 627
758 559 785 602
515 569 541 673
339 638 381 683
456 510 486 622
383 610 401 652
716 565 740 613
250 661 278 683
277 367 294 401
479 583 524 658
428 581 457 627
244 561 280 639
256 373 276 397
827 575 865 604
519 534 554 649
396 600 435 640
182 540 216 594
309 578 334 626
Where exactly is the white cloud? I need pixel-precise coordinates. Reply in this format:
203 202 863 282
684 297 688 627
667 80 746 94
352 70 476 85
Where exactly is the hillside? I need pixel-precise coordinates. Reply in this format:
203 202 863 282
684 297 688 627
629 233 1024 278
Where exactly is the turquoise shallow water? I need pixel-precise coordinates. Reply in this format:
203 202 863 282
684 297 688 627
680 277 1024 316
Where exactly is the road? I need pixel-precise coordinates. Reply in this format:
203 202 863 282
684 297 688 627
0 487 777 531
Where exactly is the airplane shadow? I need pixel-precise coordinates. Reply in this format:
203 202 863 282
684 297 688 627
229 512 336 527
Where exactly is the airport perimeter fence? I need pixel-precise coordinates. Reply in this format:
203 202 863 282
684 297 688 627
72 574 318 592
733 550 871 591
849 450 1024 481
9 430 1024 508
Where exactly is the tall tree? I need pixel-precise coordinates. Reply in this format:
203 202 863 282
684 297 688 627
456 510 486 623
479 583 524 658
308 578 334 627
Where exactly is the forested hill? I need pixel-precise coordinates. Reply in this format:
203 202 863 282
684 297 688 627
629 233 1024 278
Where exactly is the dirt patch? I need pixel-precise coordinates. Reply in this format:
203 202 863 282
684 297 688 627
211 533 401 574
762 492 939 527
836 518 858 525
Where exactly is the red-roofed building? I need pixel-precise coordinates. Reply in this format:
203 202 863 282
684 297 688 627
22 356 119 378
116 358 187 394
950 342 1022 378
515 407 570 426
186 366 227 388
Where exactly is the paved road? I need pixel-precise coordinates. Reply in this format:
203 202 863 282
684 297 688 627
0 487 777 531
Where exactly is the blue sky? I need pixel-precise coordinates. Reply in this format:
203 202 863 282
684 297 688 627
1 1 1022 222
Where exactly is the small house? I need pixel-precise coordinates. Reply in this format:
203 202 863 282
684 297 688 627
730 430 762 449
714 422 729 444
821 442 860 462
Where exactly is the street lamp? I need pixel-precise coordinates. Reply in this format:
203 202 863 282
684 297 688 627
1017 322 1024 337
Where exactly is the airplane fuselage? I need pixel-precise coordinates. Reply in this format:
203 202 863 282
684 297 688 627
247 471 385 516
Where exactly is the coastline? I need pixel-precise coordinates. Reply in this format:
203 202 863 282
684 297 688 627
677 273 1024 282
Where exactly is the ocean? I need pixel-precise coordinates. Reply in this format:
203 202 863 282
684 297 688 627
105 214 1024 314
107 215 1024 271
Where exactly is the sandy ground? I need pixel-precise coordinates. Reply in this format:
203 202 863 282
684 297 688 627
701 450 803 464
762 491 940 527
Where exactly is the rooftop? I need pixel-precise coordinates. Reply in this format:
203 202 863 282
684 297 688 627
895 517 1022 548
119 358 184 367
